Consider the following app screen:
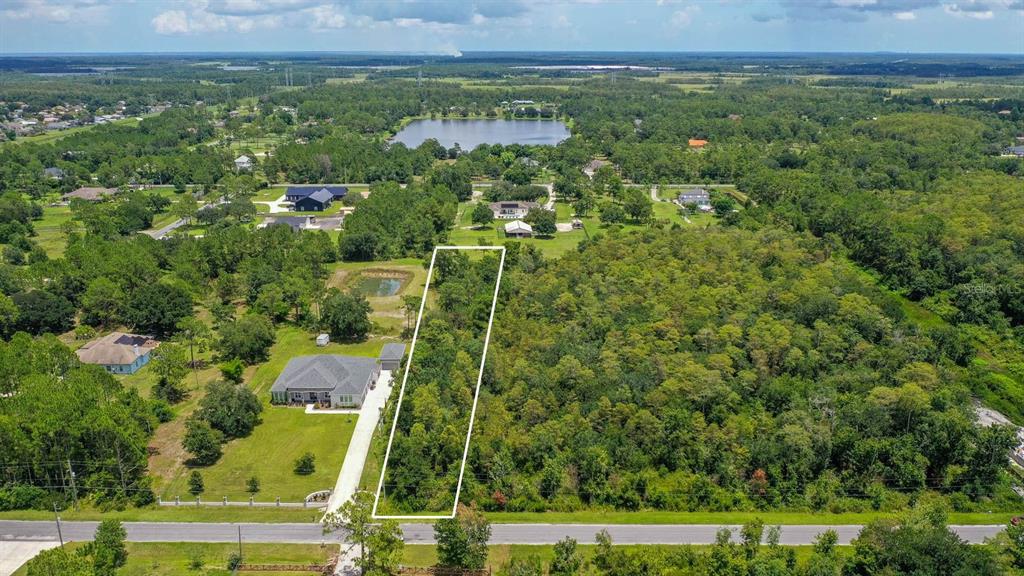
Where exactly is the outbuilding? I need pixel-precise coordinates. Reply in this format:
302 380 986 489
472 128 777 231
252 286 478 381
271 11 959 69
504 220 533 238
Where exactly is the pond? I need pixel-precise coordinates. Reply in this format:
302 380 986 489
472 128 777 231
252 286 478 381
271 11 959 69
354 276 403 297
391 119 571 149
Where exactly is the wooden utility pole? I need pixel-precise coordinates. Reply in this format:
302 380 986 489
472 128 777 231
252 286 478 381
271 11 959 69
66 459 78 510
53 503 64 547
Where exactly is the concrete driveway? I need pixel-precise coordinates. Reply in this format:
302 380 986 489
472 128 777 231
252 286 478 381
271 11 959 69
323 369 394 515
255 195 293 214
0 541 60 576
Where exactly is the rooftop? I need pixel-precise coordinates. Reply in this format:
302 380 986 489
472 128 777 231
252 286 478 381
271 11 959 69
270 355 378 395
63 187 116 201
286 185 348 199
76 332 158 366
505 220 533 233
380 343 407 361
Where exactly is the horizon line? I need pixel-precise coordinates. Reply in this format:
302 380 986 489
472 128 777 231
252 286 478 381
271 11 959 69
2 49 1023 58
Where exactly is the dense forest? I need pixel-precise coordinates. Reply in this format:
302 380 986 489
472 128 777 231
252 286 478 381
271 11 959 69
378 249 503 514
376 228 1019 514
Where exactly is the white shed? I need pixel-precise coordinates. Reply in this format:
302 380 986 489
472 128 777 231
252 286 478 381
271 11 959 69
316 333 330 347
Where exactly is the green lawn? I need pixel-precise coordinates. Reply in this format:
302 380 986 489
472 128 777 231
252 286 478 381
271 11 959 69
254 186 287 202
155 325 389 502
14 542 337 576
451 200 589 258
0 506 324 523
31 204 77 258
159 404 357 502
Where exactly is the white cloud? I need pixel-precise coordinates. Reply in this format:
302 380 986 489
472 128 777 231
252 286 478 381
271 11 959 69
307 4 346 30
669 5 700 28
893 10 918 17
152 1 285 35
2 0 109 24
944 2 996 17
152 10 191 35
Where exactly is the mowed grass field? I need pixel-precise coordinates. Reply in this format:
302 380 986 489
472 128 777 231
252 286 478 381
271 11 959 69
449 194 706 258
154 325 391 502
32 203 77 257
14 542 337 576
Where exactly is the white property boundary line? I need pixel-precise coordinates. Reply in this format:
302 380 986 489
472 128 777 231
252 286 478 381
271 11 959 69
372 245 507 520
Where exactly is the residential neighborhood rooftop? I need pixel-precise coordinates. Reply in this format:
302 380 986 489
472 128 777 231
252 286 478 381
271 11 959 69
380 343 407 361
76 332 159 366
270 355 378 395
285 185 348 199
63 187 117 201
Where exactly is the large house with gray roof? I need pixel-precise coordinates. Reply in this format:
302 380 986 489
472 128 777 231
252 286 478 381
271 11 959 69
269 343 405 408
271 355 379 408
286 185 348 212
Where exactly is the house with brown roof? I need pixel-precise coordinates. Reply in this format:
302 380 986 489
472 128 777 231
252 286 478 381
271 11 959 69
63 187 117 202
583 159 610 179
688 139 708 149
76 332 159 375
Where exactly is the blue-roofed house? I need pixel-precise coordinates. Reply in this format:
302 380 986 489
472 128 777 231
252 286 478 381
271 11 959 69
293 188 334 212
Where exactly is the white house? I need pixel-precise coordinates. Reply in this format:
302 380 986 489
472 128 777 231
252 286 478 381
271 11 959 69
234 155 253 172
490 201 539 220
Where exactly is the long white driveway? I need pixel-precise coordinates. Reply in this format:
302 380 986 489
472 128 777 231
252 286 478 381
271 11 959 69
254 194 293 214
323 369 393 516
0 541 59 576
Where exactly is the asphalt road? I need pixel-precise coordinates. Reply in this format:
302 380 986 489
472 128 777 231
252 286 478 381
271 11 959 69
0 521 1006 546
142 218 187 239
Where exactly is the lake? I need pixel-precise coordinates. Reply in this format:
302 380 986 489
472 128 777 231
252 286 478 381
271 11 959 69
392 119 570 149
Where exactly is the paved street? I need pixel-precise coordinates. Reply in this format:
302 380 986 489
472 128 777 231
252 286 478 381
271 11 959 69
142 217 187 239
0 520 1006 546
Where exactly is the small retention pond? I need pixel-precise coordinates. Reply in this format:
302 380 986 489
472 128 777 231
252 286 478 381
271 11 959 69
354 276 403 297
392 119 570 149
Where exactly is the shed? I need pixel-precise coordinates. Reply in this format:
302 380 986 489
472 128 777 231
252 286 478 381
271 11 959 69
504 220 533 238
316 334 330 347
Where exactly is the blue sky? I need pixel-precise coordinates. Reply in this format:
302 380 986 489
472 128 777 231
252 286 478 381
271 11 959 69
2 1 1022 55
